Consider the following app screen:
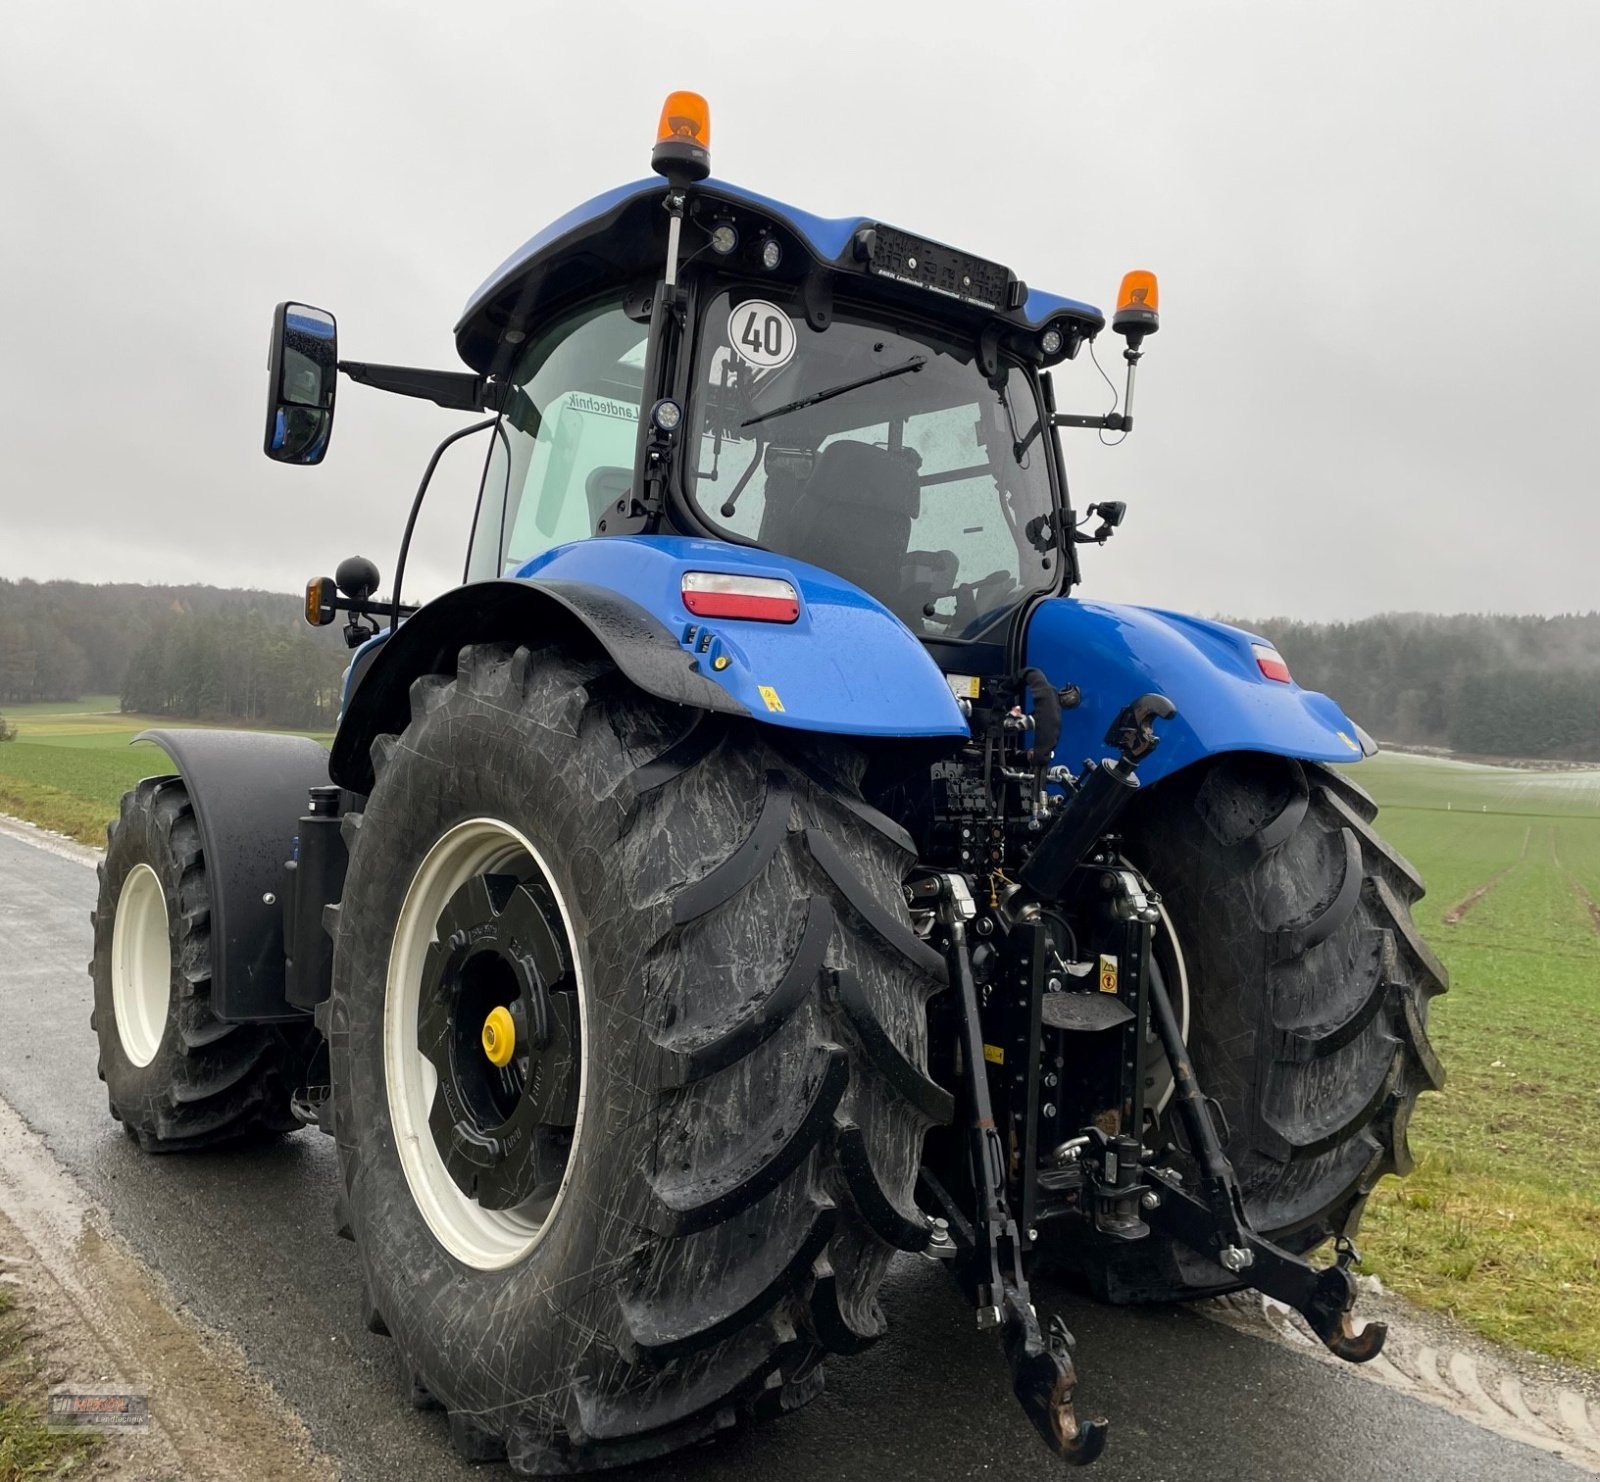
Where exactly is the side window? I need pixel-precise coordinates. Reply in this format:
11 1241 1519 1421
468 299 648 580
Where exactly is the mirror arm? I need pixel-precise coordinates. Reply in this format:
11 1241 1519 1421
1052 411 1132 433
337 360 493 413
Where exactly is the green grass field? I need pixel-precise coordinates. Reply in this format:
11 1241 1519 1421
1340 752 1600 1368
2 703 1597 1367
0 698 328 844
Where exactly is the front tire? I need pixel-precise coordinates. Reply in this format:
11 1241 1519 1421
1084 753 1447 1301
328 641 949 1473
90 776 315 1151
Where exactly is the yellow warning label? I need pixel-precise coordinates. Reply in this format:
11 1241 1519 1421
983 1043 1005 1065
758 685 785 713
1098 953 1119 995
946 673 981 700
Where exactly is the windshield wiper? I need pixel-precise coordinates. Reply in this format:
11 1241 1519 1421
741 355 925 428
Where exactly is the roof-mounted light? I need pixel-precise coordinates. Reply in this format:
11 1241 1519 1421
1113 270 1159 344
652 91 710 182
682 572 799 624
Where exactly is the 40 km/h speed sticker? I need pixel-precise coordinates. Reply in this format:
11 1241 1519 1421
728 300 796 370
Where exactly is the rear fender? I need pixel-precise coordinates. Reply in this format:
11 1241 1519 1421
1025 599 1369 786
331 535 968 794
135 729 331 1022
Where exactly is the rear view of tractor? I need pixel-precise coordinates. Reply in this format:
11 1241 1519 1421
88 93 1444 1471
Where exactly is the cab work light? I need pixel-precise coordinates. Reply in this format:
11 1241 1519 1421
681 572 799 623
1252 643 1292 683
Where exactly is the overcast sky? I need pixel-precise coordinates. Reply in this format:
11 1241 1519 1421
3 0 1596 621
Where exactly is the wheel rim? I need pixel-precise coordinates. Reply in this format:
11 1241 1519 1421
385 818 588 1270
111 863 171 1068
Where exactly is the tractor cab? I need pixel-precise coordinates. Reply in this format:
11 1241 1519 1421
275 91 1155 687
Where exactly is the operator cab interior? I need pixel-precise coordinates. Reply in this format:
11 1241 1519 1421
686 287 1056 639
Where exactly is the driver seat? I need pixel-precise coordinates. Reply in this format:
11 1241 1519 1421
773 440 918 603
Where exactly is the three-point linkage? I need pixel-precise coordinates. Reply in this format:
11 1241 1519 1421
924 871 1109 1467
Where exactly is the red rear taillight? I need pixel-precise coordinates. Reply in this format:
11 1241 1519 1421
681 571 799 623
1252 642 1292 683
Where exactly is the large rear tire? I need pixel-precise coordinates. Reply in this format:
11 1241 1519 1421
1077 752 1446 1301
327 641 948 1474
90 775 316 1151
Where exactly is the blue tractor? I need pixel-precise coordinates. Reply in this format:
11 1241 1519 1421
89 94 1445 1471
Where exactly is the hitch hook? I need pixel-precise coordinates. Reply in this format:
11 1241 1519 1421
1307 1252 1389 1363
1003 1298 1108 1467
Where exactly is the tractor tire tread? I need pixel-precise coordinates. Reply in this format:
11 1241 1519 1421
89 775 316 1151
332 640 946 1473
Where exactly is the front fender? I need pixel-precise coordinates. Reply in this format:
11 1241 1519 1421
135 729 331 1022
1026 599 1368 785
332 536 967 793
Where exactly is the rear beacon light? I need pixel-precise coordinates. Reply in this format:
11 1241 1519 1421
1252 643 1292 683
652 91 711 182
682 572 799 623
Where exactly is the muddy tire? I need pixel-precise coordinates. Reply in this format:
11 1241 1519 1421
89 776 314 1151
328 641 948 1474
1082 753 1447 1302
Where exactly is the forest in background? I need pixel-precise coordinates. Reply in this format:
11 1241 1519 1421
0 578 348 727
1248 611 1600 761
1 579 1597 759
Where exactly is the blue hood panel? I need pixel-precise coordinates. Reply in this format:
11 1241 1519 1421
514 537 970 740
1026 598 1366 785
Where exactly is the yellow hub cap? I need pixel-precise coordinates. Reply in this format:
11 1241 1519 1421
481 1005 515 1067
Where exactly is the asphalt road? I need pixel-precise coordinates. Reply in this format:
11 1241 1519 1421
0 823 1588 1482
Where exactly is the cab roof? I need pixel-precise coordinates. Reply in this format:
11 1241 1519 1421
454 178 1104 376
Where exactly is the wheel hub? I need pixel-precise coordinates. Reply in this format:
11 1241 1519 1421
417 872 580 1212
481 1004 516 1067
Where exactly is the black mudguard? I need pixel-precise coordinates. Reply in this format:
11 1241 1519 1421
136 729 331 1022
329 579 746 795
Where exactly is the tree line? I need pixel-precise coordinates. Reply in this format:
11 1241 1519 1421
1244 610 1600 761
0 578 348 728
2 579 1597 758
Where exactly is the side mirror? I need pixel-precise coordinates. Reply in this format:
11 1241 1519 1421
264 302 337 465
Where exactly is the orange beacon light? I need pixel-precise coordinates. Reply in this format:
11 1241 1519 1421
652 91 711 182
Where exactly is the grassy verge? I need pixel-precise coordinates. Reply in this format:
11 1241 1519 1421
0 1289 101 1481
0 698 328 845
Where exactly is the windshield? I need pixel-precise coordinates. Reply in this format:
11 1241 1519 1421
686 286 1058 639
